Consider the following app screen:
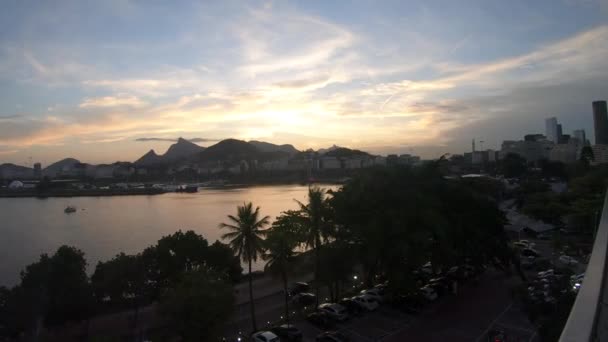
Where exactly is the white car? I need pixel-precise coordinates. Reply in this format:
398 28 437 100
360 288 384 302
251 331 279 342
318 303 349 321
353 294 379 311
420 285 438 301
559 255 578 265
537 269 554 278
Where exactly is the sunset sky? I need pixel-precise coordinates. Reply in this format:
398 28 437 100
1 0 608 165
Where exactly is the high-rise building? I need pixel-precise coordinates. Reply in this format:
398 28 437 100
593 100 608 145
33 163 42 178
556 124 563 142
573 129 587 145
545 117 559 143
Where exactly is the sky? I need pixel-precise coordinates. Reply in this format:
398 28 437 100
1 0 608 165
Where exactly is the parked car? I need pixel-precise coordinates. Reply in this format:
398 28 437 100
318 303 349 321
521 248 540 258
352 295 379 311
251 331 280 342
559 255 578 266
287 282 310 296
271 324 303 341
360 288 384 302
316 331 350 342
339 297 365 315
306 312 335 329
291 292 316 306
537 269 554 278
538 232 552 240
419 285 438 301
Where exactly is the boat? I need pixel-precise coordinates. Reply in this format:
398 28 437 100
176 184 199 193
64 206 77 214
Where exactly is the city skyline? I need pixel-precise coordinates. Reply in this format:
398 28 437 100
2 0 608 165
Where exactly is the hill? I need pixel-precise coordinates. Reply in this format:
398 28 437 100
0 163 34 179
134 150 163 166
323 147 370 158
134 138 205 166
43 158 80 177
163 137 205 162
197 139 259 162
248 141 299 155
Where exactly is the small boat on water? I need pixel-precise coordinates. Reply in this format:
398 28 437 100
176 184 199 193
64 206 77 214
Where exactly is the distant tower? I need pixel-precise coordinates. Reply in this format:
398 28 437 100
573 129 587 145
472 139 476 152
593 101 608 145
556 124 563 143
33 163 42 178
545 117 559 143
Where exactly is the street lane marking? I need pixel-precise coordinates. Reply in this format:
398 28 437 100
474 302 513 342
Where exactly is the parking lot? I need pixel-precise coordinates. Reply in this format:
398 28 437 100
227 268 539 342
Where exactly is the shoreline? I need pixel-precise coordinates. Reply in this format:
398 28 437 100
0 181 343 198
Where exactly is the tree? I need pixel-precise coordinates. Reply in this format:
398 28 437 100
219 202 270 332
501 153 527 178
141 230 210 296
206 240 243 282
580 145 594 166
160 270 234 341
296 186 332 306
2 246 93 338
91 253 148 337
263 216 299 323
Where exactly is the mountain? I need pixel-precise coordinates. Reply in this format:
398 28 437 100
134 138 205 166
135 150 163 166
163 137 205 162
197 139 259 162
323 147 370 158
317 145 342 154
43 158 81 177
0 163 34 179
248 141 299 155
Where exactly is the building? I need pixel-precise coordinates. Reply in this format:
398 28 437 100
593 100 608 145
33 163 42 178
549 141 580 163
573 129 587 145
545 117 560 143
320 157 341 169
344 158 363 169
500 137 553 162
592 145 608 164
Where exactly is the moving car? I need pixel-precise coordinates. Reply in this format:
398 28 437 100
271 324 303 341
316 331 350 342
352 295 379 311
318 303 349 321
251 331 280 342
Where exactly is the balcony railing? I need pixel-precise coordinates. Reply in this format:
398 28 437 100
559 190 608 341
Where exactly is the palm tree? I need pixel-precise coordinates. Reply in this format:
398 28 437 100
296 186 332 306
219 202 270 332
263 216 299 324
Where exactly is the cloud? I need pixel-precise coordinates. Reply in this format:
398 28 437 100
79 95 147 108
